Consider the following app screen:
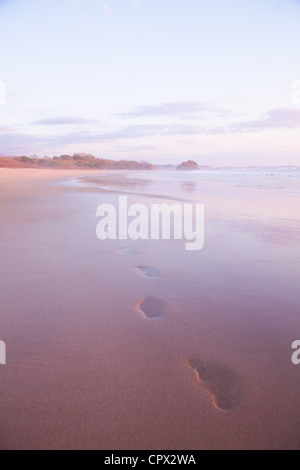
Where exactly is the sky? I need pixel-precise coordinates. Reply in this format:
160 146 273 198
0 0 300 166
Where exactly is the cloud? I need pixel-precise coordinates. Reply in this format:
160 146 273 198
122 102 231 118
115 144 158 153
52 125 164 144
131 145 157 151
34 116 99 126
102 0 139 14
161 124 204 136
226 108 300 133
121 102 300 133
0 131 49 155
0 124 200 153
2 107 300 155
102 3 112 14
40 109 300 143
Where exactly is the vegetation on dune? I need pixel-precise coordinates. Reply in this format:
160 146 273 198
0 154 157 170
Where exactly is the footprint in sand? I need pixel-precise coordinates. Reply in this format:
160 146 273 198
137 266 160 278
187 358 241 412
138 297 164 319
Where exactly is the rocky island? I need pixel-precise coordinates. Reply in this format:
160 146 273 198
176 160 199 171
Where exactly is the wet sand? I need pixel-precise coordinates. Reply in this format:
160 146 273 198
0 168 300 450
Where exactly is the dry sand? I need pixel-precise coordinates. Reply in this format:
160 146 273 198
0 168 299 450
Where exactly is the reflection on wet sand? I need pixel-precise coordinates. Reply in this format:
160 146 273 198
181 181 198 193
79 174 153 192
226 217 300 247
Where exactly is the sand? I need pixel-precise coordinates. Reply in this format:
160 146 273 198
0 168 299 450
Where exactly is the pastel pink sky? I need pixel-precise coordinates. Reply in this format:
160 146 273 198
0 0 300 166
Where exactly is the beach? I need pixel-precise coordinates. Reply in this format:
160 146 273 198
0 167 299 450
